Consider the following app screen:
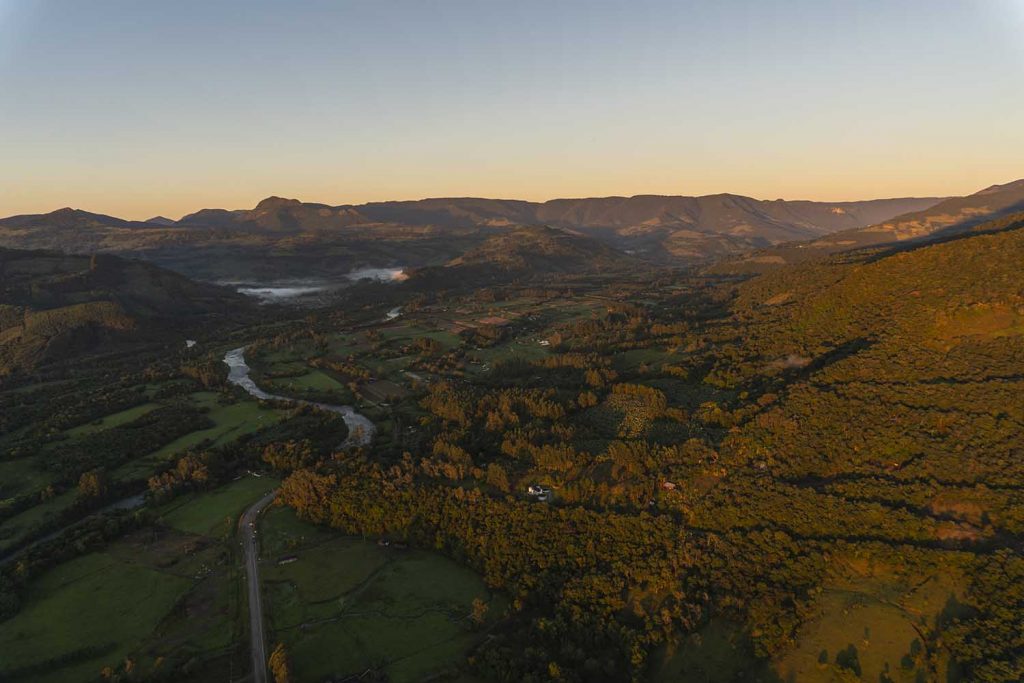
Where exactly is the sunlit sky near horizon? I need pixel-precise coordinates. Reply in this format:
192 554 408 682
1 0 1022 220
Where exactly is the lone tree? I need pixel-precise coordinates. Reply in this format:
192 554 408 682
269 642 293 683
78 468 108 499
470 597 489 626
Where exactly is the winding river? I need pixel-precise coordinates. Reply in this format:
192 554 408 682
223 347 375 447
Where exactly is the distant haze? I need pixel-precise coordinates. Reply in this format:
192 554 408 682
0 0 1022 219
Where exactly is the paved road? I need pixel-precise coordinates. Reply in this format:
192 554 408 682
240 489 277 683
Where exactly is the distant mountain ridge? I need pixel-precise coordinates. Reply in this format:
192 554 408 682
3 192 945 242
0 208 138 230
719 178 1024 271
169 192 945 255
0 191 947 278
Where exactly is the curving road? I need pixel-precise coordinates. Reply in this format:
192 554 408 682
240 489 277 683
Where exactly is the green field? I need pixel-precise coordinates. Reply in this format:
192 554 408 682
773 558 967 682
64 402 159 438
266 369 350 397
112 393 283 482
652 620 773 683
468 340 550 367
0 489 77 554
0 470 282 682
614 348 675 372
0 549 190 682
261 506 505 682
378 324 462 350
160 474 279 538
326 333 367 358
0 457 53 500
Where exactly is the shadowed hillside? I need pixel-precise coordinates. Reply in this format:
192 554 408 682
447 225 636 272
0 248 246 375
405 225 641 290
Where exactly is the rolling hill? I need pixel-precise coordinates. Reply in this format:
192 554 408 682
446 225 635 272
0 248 246 375
405 225 641 289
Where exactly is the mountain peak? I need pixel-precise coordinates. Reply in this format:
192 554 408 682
254 196 302 211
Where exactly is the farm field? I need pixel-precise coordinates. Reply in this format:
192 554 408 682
773 558 969 682
0 469 288 682
160 473 280 538
64 402 159 438
0 490 78 555
260 506 506 682
0 534 202 682
112 393 284 482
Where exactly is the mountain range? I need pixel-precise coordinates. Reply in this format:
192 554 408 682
1 181 1021 282
0 192 945 279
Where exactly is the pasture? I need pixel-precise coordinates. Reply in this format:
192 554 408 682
261 506 505 682
0 546 190 682
160 474 279 538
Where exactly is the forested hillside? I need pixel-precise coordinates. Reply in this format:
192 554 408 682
724 179 1024 271
2 211 1021 682
272 214 1024 681
0 248 246 376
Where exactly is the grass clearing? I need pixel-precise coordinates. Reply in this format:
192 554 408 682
160 474 279 538
0 457 53 500
0 551 190 683
468 340 550 367
614 348 673 372
652 619 772 683
773 556 967 682
326 333 367 358
112 394 283 482
270 369 346 393
261 507 506 682
64 402 159 438
0 489 77 554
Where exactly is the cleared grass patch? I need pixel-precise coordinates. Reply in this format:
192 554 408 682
0 489 78 554
0 457 53 500
468 340 550 368
160 474 279 538
773 556 966 682
112 393 283 482
268 369 347 394
64 402 159 438
652 619 771 683
261 507 505 682
0 551 190 683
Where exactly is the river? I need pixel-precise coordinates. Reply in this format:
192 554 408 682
223 347 376 447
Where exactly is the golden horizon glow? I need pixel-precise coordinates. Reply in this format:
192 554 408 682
1 1 1021 221
2 177 1020 223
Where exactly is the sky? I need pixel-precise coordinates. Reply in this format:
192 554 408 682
0 0 1022 220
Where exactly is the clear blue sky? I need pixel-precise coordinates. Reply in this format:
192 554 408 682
1 0 1021 219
